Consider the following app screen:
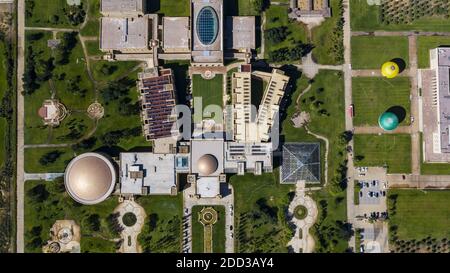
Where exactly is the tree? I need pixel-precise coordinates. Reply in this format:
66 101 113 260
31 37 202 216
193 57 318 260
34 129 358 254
72 137 97 153
27 184 49 203
253 0 269 13
266 27 289 44
39 150 63 166
84 214 101 232
64 4 86 26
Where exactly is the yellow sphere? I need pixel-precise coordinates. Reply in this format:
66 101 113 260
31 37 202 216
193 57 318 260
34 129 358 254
381 61 400 79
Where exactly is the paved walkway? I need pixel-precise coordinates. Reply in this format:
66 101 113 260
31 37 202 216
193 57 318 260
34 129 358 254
16 0 25 253
387 174 450 189
354 126 411 134
183 184 235 253
24 173 64 181
287 183 318 253
114 200 146 253
408 35 421 175
352 31 450 37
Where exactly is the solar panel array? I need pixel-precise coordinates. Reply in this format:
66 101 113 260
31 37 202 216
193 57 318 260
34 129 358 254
139 69 177 140
281 143 320 183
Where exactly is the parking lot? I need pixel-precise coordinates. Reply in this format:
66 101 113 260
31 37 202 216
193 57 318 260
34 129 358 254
358 180 387 205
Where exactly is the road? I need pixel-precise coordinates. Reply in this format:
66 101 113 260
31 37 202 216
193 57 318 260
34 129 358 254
342 0 357 251
16 0 25 253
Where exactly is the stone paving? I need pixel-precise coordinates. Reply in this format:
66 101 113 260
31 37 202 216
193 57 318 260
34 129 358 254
287 183 318 253
114 200 146 253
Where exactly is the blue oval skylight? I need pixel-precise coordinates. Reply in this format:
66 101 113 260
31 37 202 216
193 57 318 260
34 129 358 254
196 7 219 45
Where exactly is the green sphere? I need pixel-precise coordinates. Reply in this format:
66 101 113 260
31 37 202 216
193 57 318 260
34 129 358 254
378 112 399 131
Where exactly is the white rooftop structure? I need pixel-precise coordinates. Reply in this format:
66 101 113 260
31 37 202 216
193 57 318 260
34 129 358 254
100 16 150 52
196 176 221 198
224 142 273 175
226 16 256 51
120 153 177 195
163 17 191 53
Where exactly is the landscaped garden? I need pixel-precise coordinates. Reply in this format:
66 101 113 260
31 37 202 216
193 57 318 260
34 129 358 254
264 5 311 63
24 179 120 253
352 77 411 126
191 205 225 253
311 0 345 65
351 36 409 69
351 0 450 32
354 134 412 174
137 195 183 253
388 189 450 253
230 171 294 253
293 205 308 220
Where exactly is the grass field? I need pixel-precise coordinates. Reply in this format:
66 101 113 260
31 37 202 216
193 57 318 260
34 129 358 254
354 134 412 174
352 77 411 126
24 179 118 253
264 5 309 62
192 74 224 122
351 0 450 32
191 206 225 253
388 189 450 240
26 0 84 28
311 0 344 65
351 36 409 69
148 0 190 16
24 147 75 173
24 31 95 145
417 36 450 69
230 171 294 253
137 195 183 253
80 0 101 37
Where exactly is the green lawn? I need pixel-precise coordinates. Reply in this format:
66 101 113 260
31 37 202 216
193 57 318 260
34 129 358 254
351 0 450 32
85 40 102 56
24 179 119 253
230 171 294 253
80 0 101 37
24 147 75 173
24 31 96 145
351 36 409 69
26 0 84 28
191 205 225 253
310 189 349 253
388 189 450 240
417 36 450 69
352 77 411 126
91 60 140 85
192 74 224 122
264 5 309 62
354 134 412 174
311 0 344 65
148 0 190 16
137 195 183 253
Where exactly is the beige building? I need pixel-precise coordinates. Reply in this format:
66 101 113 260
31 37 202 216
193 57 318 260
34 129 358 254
231 67 289 142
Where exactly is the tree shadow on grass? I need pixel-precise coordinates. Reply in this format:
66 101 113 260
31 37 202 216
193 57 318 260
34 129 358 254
386 106 406 124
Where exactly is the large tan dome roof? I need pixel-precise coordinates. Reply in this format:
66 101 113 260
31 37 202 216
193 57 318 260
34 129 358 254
64 153 116 205
197 154 218 176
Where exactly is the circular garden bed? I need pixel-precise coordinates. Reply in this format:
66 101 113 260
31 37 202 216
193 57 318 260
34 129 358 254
294 205 308 220
122 212 137 227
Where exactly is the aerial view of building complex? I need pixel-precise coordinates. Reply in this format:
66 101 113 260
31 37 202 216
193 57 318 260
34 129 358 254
0 0 448 264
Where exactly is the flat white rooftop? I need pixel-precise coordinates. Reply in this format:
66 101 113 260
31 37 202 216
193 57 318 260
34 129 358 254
101 0 144 14
196 176 220 198
120 153 176 195
163 17 190 53
100 16 149 51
